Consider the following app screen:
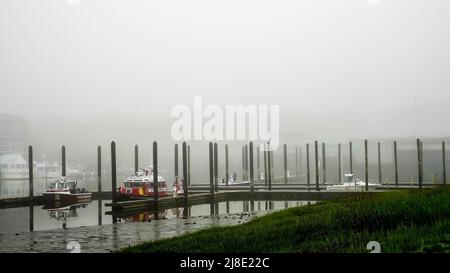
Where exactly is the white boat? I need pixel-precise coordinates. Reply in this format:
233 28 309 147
119 167 169 197
0 154 29 180
327 174 381 191
43 177 92 203
219 174 251 186
226 180 251 186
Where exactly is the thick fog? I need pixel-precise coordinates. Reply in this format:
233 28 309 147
1 0 450 182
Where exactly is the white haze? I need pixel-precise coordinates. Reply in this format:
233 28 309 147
1 0 450 167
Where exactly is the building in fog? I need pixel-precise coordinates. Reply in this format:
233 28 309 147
0 114 30 156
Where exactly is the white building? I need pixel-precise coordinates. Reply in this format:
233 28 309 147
0 153 29 180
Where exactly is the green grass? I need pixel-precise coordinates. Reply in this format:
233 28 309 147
121 186 450 253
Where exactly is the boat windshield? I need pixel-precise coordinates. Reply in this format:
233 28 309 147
48 182 75 189
125 182 145 187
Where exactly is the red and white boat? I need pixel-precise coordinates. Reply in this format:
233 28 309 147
119 167 168 197
43 177 92 203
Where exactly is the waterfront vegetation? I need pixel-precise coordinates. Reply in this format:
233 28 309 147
122 186 450 253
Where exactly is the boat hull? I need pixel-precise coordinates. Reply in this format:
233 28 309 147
43 192 92 203
118 191 168 198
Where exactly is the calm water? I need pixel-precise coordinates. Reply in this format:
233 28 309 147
0 199 310 234
0 177 312 234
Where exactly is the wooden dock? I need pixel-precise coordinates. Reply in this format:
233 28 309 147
0 191 112 209
0 182 436 209
105 190 382 213
1 137 445 211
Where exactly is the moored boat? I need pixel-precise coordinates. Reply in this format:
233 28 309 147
43 177 92 203
119 167 169 197
326 174 381 191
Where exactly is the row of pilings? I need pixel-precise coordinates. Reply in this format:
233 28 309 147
22 138 447 204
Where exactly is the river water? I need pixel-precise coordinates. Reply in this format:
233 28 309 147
0 176 313 252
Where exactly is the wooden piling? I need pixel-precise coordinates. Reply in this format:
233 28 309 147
111 141 117 203
242 146 245 181
378 142 382 183
97 145 102 192
182 141 189 202
322 142 326 184
134 144 139 175
349 141 353 174
314 141 319 191
267 143 272 191
153 141 159 202
209 142 214 196
338 143 342 183
420 140 424 188
28 146 33 197
299 146 302 178
443 141 447 185
417 138 422 189
61 145 66 177
306 143 310 188
188 145 191 186
270 150 274 181
245 144 249 181
225 144 229 186
214 142 218 192
394 140 398 187
283 143 288 184
365 139 368 191
264 144 268 187
174 144 179 179
257 145 260 180
250 142 254 192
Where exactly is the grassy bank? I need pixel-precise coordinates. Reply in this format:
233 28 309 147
122 187 450 253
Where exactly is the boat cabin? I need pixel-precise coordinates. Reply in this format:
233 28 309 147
47 177 78 193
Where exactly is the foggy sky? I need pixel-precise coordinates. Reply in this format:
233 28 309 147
1 0 450 152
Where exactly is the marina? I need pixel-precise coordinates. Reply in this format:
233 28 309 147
1 0 450 265
0 138 446 253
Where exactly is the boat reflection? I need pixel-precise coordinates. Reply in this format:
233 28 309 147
115 207 187 223
42 201 91 229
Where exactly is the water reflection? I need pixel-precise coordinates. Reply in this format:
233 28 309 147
109 200 290 225
97 200 102 226
0 199 314 234
114 207 186 223
29 205 33 232
43 201 91 230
